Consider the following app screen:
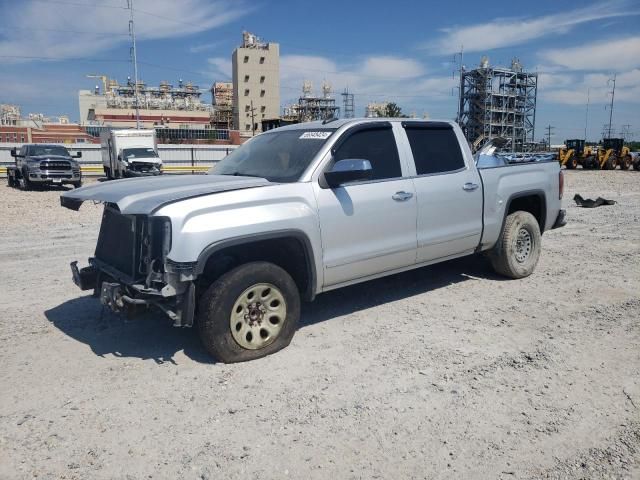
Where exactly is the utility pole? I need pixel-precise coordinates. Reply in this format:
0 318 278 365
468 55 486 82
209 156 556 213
128 0 141 129
453 45 464 124
249 100 256 136
606 74 616 139
546 124 555 148
620 124 632 141
584 88 590 141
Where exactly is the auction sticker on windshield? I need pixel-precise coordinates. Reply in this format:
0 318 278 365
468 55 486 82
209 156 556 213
299 131 332 139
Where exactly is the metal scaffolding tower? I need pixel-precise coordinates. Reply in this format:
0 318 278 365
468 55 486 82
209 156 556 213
458 57 538 152
283 81 339 122
342 88 355 118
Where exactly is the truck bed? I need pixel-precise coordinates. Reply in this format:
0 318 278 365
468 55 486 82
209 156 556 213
477 158 562 251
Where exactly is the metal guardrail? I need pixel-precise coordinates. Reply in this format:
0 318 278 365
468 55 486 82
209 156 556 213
0 143 236 177
0 163 213 176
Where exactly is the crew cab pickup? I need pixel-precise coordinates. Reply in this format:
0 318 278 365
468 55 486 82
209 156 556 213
8 144 82 189
61 119 566 363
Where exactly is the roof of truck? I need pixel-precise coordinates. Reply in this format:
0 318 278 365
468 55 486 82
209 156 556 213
272 117 454 132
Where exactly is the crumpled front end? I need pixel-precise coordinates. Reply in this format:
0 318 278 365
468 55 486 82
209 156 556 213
71 205 197 326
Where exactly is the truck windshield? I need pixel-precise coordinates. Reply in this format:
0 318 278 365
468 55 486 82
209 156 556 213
123 148 158 159
31 146 71 157
211 129 336 182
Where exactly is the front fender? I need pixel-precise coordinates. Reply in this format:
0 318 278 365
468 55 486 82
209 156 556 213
154 183 323 293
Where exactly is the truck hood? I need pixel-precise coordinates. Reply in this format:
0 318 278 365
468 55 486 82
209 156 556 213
30 155 73 161
60 174 272 214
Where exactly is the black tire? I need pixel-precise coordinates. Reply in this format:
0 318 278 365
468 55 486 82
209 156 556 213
565 153 577 169
72 180 83 188
604 155 617 170
634 159 640 171
19 172 32 191
489 211 542 279
197 261 300 363
620 155 632 170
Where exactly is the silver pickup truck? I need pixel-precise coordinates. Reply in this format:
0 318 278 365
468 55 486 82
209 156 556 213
62 119 566 363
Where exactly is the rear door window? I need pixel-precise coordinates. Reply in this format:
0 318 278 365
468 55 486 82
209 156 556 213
333 127 401 181
405 126 465 175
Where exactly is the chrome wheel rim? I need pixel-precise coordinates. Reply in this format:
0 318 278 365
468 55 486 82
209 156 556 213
229 283 286 350
515 228 532 263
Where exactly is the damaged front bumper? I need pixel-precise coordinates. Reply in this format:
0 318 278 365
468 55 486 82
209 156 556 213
70 258 196 327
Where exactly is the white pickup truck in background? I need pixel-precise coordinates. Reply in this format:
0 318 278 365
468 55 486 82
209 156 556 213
62 118 566 363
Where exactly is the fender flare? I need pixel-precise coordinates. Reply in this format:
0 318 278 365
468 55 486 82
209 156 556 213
500 190 547 236
195 229 318 301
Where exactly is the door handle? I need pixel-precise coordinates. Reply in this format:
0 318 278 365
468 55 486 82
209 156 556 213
463 182 479 191
392 191 413 201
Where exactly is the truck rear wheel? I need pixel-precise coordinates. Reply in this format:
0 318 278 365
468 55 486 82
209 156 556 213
565 153 577 169
604 155 617 170
620 155 632 170
489 211 541 279
197 261 300 363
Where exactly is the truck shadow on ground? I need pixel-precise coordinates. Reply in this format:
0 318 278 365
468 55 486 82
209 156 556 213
45 255 503 364
44 298 214 365
300 255 503 327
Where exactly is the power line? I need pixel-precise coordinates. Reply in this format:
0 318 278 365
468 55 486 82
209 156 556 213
2 26 129 36
0 55 127 63
28 0 126 9
546 124 555 146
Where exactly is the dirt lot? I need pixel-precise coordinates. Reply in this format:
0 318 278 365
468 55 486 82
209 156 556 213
0 171 638 479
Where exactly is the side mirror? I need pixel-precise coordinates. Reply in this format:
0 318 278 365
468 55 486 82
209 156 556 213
10 148 17 158
73 151 82 159
323 159 372 188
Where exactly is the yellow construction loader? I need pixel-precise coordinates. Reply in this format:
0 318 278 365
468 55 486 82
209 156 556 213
592 138 632 170
558 139 595 169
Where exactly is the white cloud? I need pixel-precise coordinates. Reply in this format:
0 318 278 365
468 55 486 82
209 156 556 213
584 69 640 88
427 1 638 54
540 36 640 71
360 57 425 79
544 89 602 106
207 57 232 79
277 54 454 117
190 41 224 53
537 72 575 91
540 67 640 105
0 0 250 62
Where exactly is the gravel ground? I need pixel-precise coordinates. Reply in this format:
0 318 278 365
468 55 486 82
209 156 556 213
0 170 638 480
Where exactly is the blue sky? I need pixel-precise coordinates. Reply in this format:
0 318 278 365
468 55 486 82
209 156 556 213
1 0 639 143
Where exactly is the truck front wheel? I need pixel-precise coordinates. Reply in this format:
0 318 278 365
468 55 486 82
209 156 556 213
197 261 300 363
489 211 541 279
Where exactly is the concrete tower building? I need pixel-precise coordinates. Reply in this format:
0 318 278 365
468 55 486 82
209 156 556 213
232 31 280 134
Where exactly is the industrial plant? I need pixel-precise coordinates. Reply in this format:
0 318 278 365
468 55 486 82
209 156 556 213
78 76 213 129
282 81 340 123
458 56 538 152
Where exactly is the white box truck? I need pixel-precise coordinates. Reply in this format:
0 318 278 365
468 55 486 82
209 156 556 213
100 129 162 179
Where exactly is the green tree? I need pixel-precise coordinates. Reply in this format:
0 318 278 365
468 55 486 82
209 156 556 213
379 102 407 118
